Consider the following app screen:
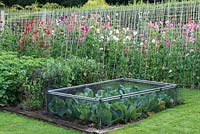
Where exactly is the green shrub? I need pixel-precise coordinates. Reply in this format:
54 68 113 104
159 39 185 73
42 58 73 88
66 56 102 85
0 27 17 51
42 2 63 9
0 51 47 106
21 79 44 110
0 51 102 109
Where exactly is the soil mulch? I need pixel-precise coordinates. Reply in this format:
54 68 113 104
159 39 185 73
1 106 124 134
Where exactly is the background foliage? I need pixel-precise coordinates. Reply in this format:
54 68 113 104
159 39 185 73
1 0 183 7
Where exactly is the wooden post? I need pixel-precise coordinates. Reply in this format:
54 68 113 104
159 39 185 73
0 10 5 31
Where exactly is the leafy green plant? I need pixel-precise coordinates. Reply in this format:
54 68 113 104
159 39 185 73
21 79 44 110
66 56 102 85
0 51 47 106
47 84 181 127
0 26 18 51
42 58 73 88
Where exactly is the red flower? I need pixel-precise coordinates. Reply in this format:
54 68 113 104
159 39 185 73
29 39 34 44
22 40 26 47
26 25 31 31
32 30 39 35
35 37 39 41
38 21 45 27
30 19 35 25
40 43 44 47
46 30 51 35
43 28 47 32
17 45 21 49
44 45 50 49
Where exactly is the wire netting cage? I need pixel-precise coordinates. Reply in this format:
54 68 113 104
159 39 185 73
46 78 182 128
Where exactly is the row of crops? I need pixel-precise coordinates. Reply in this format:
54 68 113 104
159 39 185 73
47 81 181 127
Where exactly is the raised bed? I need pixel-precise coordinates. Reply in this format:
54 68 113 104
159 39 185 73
46 78 181 130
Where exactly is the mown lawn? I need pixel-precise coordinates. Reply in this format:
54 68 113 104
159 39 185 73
108 88 200 134
0 112 81 134
0 88 199 134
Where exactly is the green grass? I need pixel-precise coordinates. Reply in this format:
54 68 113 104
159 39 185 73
0 112 81 134
108 89 200 134
0 89 199 134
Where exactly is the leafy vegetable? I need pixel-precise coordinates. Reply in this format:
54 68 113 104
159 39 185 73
47 84 181 127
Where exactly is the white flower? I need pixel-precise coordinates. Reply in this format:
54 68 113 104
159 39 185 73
96 29 100 34
152 39 156 44
100 35 104 40
140 42 144 46
169 70 172 73
185 53 190 57
51 30 55 35
115 29 119 34
190 49 194 53
144 11 149 16
109 30 113 36
113 35 119 42
138 12 143 19
99 48 104 50
107 37 110 41
133 31 137 36
123 39 126 44
56 20 60 26
122 28 126 32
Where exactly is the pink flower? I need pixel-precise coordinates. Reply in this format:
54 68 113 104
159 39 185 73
188 18 193 24
190 49 194 53
67 21 73 31
154 22 159 30
170 23 174 28
147 21 154 28
59 16 67 21
102 22 110 29
107 15 111 22
80 26 89 33
188 37 195 43
164 40 170 47
126 35 132 41
165 20 169 25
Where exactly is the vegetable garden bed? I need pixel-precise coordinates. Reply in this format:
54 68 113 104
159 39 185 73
47 78 182 131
